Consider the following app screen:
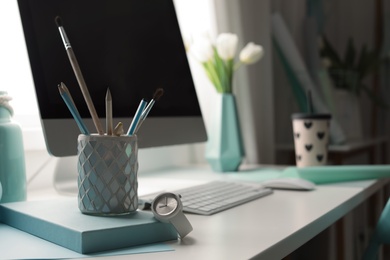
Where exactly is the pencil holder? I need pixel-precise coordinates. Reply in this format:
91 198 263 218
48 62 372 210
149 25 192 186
77 134 138 215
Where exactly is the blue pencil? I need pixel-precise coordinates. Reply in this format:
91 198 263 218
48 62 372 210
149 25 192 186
127 99 147 136
58 82 90 135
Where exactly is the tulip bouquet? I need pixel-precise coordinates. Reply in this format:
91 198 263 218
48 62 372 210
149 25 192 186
190 33 264 93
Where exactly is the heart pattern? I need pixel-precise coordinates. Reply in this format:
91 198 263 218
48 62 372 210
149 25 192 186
317 132 325 140
304 121 312 129
292 118 330 167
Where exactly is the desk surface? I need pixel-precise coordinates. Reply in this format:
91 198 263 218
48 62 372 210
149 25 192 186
23 155 390 260
110 171 388 260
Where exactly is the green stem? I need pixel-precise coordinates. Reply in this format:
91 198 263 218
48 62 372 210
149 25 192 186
203 61 223 93
226 59 234 93
213 48 229 93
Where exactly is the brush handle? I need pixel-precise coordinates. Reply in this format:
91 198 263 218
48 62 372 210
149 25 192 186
66 48 104 135
134 99 155 134
127 99 147 136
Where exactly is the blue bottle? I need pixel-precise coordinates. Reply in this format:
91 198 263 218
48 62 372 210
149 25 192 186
0 91 26 203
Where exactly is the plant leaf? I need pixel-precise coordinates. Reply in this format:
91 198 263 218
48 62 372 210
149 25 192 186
213 48 225 91
320 35 342 67
225 59 234 93
344 37 356 69
356 44 368 80
203 61 223 93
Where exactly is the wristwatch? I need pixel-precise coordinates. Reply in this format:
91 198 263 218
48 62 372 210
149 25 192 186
151 192 193 238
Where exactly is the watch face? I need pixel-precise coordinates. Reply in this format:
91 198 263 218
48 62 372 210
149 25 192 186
155 194 178 216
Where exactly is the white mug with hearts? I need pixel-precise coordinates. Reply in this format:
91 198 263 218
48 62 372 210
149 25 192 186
292 113 331 167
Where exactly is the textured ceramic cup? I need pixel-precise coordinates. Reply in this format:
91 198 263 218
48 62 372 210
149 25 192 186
292 113 331 167
77 134 138 215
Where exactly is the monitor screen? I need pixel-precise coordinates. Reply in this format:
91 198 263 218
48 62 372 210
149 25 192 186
17 0 207 156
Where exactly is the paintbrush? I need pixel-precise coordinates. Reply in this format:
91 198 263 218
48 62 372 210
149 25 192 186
55 16 104 135
134 88 164 134
127 99 147 136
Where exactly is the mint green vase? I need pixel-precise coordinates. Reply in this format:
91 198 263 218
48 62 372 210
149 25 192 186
205 94 244 172
0 91 26 203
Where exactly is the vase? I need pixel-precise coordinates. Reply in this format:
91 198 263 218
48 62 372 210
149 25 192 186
205 93 244 172
0 91 26 203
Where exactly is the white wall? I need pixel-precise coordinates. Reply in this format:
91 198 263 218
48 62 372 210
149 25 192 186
174 0 218 137
0 1 44 150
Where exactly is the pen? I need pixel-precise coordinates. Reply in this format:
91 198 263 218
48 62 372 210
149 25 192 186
127 99 147 136
55 16 104 135
106 88 113 135
58 82 90 135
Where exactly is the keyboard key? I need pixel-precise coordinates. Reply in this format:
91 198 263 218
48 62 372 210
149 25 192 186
174 181 273 215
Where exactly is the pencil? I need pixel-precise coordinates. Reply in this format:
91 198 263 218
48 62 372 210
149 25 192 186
55 16 104 135
58 82 90 135
127 99 147 136
106 88 113 135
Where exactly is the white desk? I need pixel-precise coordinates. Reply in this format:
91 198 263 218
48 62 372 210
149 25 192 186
22 152 390 260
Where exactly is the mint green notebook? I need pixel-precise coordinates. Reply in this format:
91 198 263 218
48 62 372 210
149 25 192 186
0 198 177 254
283 165 390 184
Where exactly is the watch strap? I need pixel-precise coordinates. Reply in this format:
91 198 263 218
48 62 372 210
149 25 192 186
171 211 193 238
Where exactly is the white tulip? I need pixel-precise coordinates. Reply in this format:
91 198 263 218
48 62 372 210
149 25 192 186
190 38 214 62
239 42 264 64
216 33 238 60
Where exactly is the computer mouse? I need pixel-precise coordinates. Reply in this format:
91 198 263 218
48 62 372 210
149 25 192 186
261 178 316 191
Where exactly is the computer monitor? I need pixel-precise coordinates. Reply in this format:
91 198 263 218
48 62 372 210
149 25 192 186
17 0 207 157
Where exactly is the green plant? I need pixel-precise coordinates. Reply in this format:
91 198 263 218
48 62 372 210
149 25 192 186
319 35 387 108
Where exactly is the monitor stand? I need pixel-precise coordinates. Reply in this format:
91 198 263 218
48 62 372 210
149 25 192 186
53 155 78 195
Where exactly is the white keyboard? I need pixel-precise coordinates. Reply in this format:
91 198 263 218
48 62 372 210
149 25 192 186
140 181 273 215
